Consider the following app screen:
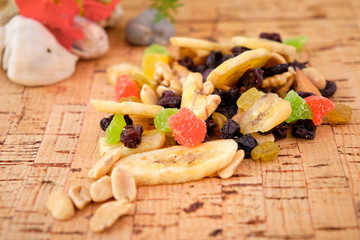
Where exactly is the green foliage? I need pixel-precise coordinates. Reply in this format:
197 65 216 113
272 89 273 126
150 0 184 23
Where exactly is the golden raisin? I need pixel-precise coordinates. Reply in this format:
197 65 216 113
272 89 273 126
251 141 280 161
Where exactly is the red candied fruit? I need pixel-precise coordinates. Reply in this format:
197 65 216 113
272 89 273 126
115 74 140 101
168 107 207 147
304 96 335 126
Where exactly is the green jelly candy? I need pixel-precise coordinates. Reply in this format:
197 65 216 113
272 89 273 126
284 90 313 123
283 35 308 51
144 44 169 56
106 114 126 144
154 108 179 132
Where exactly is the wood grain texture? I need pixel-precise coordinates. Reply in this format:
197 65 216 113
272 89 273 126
1 0 360 239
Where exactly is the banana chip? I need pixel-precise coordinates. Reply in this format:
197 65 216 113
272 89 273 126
90 100 163 118
206 48 271 90
232 36 296 62
170 37 222 51
112 139 238 185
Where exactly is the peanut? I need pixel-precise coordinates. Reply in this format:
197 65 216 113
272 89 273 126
140 84 159 105
90 175 113 202
88 148 122 179
111 167 137 202
68 185 91 210
46 191 75 220
217 150 245 179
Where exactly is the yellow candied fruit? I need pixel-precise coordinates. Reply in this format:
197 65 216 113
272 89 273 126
142 53 169 80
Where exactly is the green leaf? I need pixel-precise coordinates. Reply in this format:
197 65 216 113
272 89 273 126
284 35 308 51
144 44 169 55
150 0 184 23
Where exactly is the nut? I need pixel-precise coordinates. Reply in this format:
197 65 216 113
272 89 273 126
140 84 159 105
181 73 221 121
294 67 321 96
90 175 113 202
301 67 326 90
88 148 122 179
68 185 91 210
154 61 182 95
111 167 137 202
156 85 172 97
90 199 132 233
46 191 75 220
217 150 245 179
250 132 275 144
172 61 191 85
275 67 296 97
262 67 295 89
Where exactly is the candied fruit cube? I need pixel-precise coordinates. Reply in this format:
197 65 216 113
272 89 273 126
142 53 169 80
304 96 335 126
154 108 179 132
284 90 313 123
106 114 127 144
115 74 140 101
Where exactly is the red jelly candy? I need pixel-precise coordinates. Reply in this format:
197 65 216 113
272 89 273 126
168 107 207 147
305 96 335 126
115 74 140 101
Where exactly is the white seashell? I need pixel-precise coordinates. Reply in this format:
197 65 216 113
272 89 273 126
71 16 109 59
1 16 78 86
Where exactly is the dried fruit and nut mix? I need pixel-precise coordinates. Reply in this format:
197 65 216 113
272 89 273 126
47 33 352 232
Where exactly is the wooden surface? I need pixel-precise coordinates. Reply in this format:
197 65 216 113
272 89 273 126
1 0 360 239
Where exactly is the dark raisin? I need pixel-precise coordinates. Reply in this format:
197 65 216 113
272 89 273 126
320 80 337 97
100 115 114 131
178 56 194 70
234 134 258 158
206 51 223 68
291 119 316 139
289 60 307 70
239 68 264 90
202 133 211 142
192 64 207 74
213 87 240 106
219 119 241 139
296 91 316 99
157 90 182 108
124 115 133 126
231 46 250 56
220 54 234 64
213 88 230 103
206 118 217 135
259 32 282 42
263 63 289 78
202 68 214 82
215 104 238 119
120 125 143 148
271 122 290 140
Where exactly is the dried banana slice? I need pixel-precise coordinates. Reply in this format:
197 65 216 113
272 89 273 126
232 36 296 62
181 73 221 121
170 37 222 51
99 130 165 157
90 100 164 118
240 93 292 134
112 139 238 185
206 48 271 90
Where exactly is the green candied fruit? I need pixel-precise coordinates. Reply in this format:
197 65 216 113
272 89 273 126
236 87 265 112
144 44 169 56
154 108 179 132
106 114 127 144
284 90 313 123
283 35 308 51
251 141 280 162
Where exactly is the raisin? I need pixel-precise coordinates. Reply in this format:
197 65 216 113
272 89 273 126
202 133 211 142
251 141 280 161
220 54 234 64
215 104 238 119
234 134 258 158
124 115 133 126
100 115 114 131
263 64 289 78
296 91 316 99
213 88 229 103
219 119 241 139
213 88 240 106
178 56 194 70
239 68 264 90
192 64 207 74
320 80 337 98
206 118 217 135
157 90 182 108
291 119 316 139
259 32 282 42
202 68 214 82
231 46 250 56
120 125 143 148
206 51 223 68
271 121 289 140
289 60 307 70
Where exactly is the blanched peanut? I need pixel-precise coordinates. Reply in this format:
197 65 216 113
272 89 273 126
90 175 113 202
88 148 122 179
217 150 245 179
46 191 75 220
140 84 159 105
111 167 136 202
68 185 91 210
90 200 132 233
